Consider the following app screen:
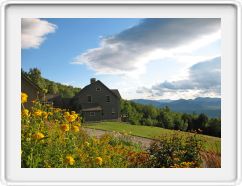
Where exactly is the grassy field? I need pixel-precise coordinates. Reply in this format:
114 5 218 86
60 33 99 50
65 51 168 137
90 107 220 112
85 121 221 153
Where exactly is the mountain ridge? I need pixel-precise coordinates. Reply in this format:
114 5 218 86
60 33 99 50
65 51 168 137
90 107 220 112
131 97 221 118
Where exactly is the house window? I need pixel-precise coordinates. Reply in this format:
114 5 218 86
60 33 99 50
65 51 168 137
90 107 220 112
96 87 101 91
90 112 95 116
106 95 110 102
87 95 92 103
112 108 115 114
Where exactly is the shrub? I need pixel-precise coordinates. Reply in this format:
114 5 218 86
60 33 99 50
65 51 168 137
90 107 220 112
147 132 203 168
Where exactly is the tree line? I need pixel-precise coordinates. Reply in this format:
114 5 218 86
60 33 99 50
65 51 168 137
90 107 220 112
22 68 80 98
121 100 221 138
22 68 220 137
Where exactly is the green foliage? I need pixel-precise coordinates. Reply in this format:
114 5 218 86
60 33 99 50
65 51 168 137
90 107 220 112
28 68 46 90
48 83 59 94
182 113 194 131
148 133 203 168
22 68 80 98
205 118 221 137
157 110 174 129
121 100 142 125
121 99 220 138
141 117 157 126
195 113 209 130
60 87 75 98
173 113 188 131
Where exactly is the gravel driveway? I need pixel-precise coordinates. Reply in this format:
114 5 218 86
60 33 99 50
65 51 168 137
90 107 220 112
84 128 155 149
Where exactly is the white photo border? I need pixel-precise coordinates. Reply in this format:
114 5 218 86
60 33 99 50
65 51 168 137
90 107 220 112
0 0 242 185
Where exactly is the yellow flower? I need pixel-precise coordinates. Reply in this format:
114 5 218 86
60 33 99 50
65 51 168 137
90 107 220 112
65 155 75 165
32 132 45 140
22 109 30 117
34 109 42 117
21 92 28 103
64 111 78 122
72 125 80 132
65 114 77 122
42 111 48 119
60 124 70 132
95 157 103 166
64 112 70 117
74 122 81 127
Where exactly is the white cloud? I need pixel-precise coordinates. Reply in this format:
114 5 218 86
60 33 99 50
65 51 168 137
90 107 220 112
21 18 57 49
73 18 220 76
136 57 221 99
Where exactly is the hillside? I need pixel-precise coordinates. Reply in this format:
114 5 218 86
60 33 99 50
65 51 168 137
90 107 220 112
131 97 221 118
22 68 81 98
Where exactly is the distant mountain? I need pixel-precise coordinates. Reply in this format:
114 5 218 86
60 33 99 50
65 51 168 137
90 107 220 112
131 99 170 107
131 97 221 118
157 99 173 103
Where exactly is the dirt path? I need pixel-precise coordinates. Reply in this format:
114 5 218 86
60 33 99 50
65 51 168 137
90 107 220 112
84 128 155 149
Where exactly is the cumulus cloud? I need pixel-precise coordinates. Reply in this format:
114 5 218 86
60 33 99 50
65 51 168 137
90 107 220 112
137 57 221 98
73 18 220 75
21 18 57 49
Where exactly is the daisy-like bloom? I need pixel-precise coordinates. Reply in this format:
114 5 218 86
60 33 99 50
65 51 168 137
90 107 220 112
34 109 42 117
42 111 48 120
65 155 75 165
21 92 28 103
64 112 70 117
60 124 70 132
95 157 103 166
22 109 30 117
65 114 77 123
32 132 45 140
72 125 80 132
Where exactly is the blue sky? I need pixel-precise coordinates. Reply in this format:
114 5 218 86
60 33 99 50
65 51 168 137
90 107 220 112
21 18 221 100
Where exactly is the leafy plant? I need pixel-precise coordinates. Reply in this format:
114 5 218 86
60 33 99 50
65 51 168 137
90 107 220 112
148 132 203 168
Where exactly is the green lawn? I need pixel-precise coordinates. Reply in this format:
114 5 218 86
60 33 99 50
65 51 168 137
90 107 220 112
85 121 221 153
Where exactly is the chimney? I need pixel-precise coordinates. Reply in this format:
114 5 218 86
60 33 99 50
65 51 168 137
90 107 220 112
90 78 96 84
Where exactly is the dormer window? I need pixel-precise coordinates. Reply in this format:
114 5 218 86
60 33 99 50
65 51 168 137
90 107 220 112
87 95 92 103
96 87 101 91
106 95 110 103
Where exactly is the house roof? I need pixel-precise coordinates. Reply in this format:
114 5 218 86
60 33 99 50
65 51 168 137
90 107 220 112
22 74 43 93
111 89 121 99
76 80 121 99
